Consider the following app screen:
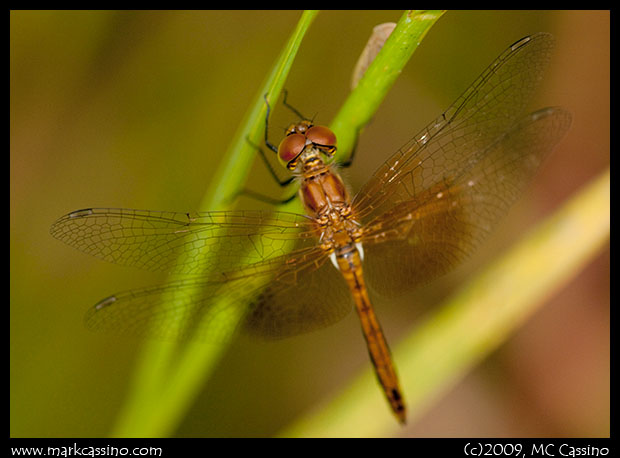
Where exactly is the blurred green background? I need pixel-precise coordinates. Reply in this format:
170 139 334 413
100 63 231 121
11 10 609 437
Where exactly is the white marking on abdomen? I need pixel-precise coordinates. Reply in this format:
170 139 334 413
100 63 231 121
356 242 365 261
329 251 339 270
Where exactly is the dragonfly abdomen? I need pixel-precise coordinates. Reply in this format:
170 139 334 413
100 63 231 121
333 244 407 423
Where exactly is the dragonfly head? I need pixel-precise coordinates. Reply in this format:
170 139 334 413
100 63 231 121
278 120 337 170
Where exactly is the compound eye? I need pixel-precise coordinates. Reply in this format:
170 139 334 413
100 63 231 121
278 133 306 166
306 125 337 147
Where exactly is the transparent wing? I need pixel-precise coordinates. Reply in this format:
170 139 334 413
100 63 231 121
352 33 556 222
52 207 355 339
50 208 318 274
359 107 571 296
84 243 354 341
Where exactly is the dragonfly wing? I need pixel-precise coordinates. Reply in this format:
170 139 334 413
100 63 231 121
50 208 318 275
360 107 571 296
85 275 256 341
85 244 353 341
243 249 354 339
352 33 556 222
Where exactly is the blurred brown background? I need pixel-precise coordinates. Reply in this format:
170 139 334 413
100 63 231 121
10 10 609 437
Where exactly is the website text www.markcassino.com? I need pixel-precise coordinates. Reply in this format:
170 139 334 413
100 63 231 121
10 445 162 457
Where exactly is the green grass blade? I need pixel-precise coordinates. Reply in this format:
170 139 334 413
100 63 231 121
111 10 318 437
331 10 446 161
280 9 446 214
111 9 445 437
202 10 320 211
279 168 610 437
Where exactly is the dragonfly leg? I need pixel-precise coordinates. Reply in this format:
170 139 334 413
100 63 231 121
263 93 279 154
235 187 298 206
246 134 295 187
281 89 308 120
339 125 363 168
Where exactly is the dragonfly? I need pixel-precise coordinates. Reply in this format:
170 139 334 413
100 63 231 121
50 33 571 423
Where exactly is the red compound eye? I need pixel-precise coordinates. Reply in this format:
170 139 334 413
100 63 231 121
306 125 337 147
278 133 306 166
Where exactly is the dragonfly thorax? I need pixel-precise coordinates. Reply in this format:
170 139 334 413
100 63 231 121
300 165 350 217
319 210 359 249
299 163 360 257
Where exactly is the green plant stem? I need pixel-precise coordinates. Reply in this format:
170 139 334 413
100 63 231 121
279 168 610 437
331 10 446 160
110 9 445 437
111 10 318 437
